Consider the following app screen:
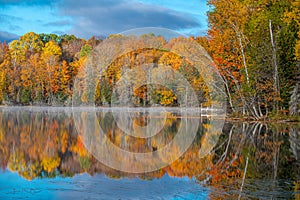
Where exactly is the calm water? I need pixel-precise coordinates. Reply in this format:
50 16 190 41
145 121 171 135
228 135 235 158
0 107 299 199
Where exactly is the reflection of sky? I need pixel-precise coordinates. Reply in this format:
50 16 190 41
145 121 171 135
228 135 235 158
0 170 209 199
0 0 208 41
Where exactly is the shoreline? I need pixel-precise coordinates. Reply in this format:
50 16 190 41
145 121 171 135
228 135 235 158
0 105 298 123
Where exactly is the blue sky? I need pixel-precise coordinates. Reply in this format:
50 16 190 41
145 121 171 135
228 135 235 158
0 0 209 41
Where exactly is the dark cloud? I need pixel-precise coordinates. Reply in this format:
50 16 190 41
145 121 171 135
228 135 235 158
0 0 203 39
44 20 72 27
58 0 119 9
0 31 19 42
59 0 201 38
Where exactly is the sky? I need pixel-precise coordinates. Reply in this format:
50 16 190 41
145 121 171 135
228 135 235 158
0 0 209 41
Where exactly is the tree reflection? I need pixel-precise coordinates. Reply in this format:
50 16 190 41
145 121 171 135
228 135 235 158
0 108 298 198
210 122 300 199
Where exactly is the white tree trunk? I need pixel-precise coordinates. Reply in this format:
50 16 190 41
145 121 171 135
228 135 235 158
269 20 280 99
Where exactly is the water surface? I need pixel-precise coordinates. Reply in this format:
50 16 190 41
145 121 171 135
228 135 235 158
0 107 299 199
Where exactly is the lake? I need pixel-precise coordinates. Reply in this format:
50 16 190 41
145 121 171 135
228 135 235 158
0 107 299 199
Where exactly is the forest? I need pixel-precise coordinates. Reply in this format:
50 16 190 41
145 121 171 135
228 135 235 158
0 0 299 120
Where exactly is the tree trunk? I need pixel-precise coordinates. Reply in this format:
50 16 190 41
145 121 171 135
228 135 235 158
269 20 280 109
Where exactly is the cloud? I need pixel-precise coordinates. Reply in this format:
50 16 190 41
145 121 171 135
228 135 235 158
44 19 72 27
0 13 22 22
0 14 23 31
58 0 201 38
0 0 58 6
0 31 19 42
0 0 206 39
51 31 65 35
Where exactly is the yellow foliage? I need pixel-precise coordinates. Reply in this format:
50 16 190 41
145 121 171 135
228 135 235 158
157 89 177 105
70 136 88 157
283 0 300 60
41 156 60 173
294 180 300 200
42 41 62 57
0 70 6 101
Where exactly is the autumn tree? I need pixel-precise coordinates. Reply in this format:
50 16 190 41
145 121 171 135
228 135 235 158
7 32 43 103
41 40 62 104
206 0 299 118
0 42 9 102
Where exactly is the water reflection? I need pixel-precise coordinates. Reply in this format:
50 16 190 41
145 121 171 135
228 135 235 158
0 107 299 199
73 108 223 173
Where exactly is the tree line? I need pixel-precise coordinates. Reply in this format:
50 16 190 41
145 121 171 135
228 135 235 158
0 32 101 105
0 0 299 119
0 33 211 108
197 0 299 119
